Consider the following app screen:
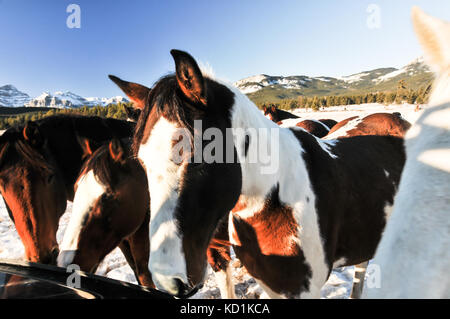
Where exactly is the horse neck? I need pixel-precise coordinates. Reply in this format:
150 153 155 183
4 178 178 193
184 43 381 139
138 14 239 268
277 109 298 121
429 71 450 106
229 87 311 204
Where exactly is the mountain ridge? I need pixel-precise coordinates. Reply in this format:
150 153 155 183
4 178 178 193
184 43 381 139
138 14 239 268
234 57 433 103
0 86 128 108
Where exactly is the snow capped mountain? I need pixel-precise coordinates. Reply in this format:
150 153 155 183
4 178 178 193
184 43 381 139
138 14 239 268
25 91 129 108
85 96 129 106
233 57 432 100
372 57 431 83
0 85 31 107
235 74 313 94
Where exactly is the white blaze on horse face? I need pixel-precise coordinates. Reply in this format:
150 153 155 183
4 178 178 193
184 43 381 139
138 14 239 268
138 117 188 294
58 170 107 267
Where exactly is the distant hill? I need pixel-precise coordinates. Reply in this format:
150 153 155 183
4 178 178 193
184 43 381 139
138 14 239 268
234 57 434 104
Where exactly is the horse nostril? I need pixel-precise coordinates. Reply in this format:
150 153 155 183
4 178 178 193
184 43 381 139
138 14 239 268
173 278 198 298
174 278 189 297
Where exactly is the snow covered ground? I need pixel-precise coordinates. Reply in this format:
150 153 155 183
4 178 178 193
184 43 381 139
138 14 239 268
0 103 424 299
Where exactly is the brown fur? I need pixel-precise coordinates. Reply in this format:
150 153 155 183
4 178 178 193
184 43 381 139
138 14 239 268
296 120 330 138
326 113 411 138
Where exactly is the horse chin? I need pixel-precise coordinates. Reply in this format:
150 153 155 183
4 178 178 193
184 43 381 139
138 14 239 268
57 250 76 268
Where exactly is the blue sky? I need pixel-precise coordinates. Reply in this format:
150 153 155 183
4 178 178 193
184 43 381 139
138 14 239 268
1 0 449 98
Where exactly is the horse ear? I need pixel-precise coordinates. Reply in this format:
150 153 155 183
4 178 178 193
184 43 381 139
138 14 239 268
78 138 101 159
109 139 125 163
23 122 43 147
124 105 141 122
170 49 207 106
412 7 450 73
108 75 151 110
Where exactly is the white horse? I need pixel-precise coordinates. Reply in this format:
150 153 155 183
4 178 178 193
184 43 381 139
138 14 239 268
364 7 450 298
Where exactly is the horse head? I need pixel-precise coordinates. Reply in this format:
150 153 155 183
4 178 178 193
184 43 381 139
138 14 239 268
0 122 67 264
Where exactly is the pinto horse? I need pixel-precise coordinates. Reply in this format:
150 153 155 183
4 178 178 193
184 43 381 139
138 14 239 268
110 50 405 298
0 115 134 264
366 7 450 298
324 113 411 140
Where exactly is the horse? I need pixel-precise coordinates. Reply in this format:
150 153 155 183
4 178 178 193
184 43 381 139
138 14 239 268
57 138 154 287
264 105 336 137
58 134 236 297
323 113 411 140
287 119 331 138
318 119 338 130
110 49 406 298
0 115 134 264
263 104 299 123
365 7 450 298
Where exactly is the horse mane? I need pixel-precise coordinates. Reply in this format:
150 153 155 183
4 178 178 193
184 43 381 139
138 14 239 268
0 127 53 174
132 74 198 155
80 139 135 191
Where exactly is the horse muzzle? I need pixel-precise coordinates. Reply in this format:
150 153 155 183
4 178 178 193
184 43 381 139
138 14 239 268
57 249 76 268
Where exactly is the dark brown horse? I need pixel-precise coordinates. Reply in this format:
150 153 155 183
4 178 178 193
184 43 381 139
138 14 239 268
58 137 236 297
324 113 411 140
0 115 134 264
263 104 299 123
110 50 406 298
58 139 154 287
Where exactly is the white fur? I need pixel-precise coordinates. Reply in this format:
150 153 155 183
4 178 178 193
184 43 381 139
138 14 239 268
58 170 107 267
365 7 450 298
332 258 347 269
225 83 330 298
214 264 236 299
279 118 302 128
139 118 188 295
323 117 363 140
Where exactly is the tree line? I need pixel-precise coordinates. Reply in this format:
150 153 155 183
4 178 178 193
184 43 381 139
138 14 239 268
255 81 432 111
0 103 130 130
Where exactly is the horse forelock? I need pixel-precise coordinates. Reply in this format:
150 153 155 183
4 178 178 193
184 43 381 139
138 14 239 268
0 127 53 175
80 143 134 193
133 74 192 154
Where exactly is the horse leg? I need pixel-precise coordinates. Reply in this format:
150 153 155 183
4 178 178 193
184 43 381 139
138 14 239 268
118 239 139 279
350 261 368 299
125 212 155 288
208 216 236 299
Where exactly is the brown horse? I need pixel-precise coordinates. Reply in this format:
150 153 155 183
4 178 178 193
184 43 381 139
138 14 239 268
324 113 411 140
58 139 154 287
58 135 236 297
264 105 337 137
0 115 134 264
110 50 406 298
293 119 331 138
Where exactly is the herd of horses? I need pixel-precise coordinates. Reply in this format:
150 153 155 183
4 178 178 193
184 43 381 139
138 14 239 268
0 7 448 298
